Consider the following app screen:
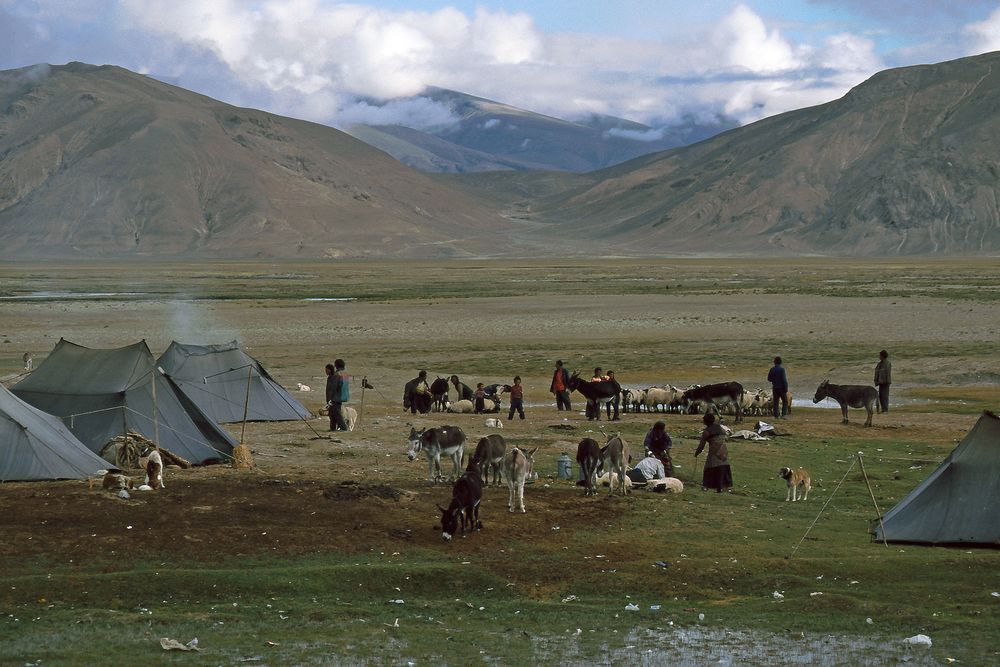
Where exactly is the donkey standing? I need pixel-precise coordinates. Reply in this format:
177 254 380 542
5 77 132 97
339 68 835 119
813 380 877 427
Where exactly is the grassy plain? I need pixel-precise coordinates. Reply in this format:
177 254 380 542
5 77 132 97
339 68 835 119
0 258 998 665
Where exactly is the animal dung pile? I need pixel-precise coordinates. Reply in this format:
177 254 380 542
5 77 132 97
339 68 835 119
231 443 255 470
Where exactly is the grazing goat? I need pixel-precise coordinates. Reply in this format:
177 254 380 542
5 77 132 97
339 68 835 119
437 462 483 541
504 446 537 513
471 434 506 486
813 380 877 426
407 426 466 482
576 437 602 496
601 433 630 496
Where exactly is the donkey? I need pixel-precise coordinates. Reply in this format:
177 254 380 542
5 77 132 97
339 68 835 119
407 426 466 482
504 446 537 513
576 437 603 496
430 377 450 412
683 382 745 423
470 434 506 486
813 380 877 427
437 461 483 541
601 433 630 496
567 372 621 421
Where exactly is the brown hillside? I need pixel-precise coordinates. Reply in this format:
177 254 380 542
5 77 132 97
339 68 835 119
525 51 1000 255
0 63 516 259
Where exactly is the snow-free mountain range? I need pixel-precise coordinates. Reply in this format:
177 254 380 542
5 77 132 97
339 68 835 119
2 52 999 258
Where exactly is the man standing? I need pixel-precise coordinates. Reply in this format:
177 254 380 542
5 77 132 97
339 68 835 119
326 359 349 431
874 350 892 413
767 356 789 419
550 360 571 411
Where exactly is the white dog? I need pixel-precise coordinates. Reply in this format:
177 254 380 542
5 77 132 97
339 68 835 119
297 383 311 392
484 418 503 429
144 449 164 490
344 406 357 431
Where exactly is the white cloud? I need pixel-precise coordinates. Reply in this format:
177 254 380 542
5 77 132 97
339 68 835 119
605 127 665 142
5 1 890 128
963 6 1000 53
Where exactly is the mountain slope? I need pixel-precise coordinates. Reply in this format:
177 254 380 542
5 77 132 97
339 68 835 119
345 87 736 173
0 63 514 259
525 51 1000 255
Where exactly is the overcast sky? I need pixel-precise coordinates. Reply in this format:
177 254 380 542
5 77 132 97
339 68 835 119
4 1 1000 130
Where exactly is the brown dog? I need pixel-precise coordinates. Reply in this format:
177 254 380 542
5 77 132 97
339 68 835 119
778 467 811 501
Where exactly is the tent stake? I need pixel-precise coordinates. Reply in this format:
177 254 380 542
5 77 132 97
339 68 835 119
857 452 888 547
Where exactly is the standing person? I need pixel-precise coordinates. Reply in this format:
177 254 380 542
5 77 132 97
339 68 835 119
22 352 32 371
585 367 605 419
550 360 572 411
874 350 892 413
694 413 732 493
605 370 621 420
643 421 673 475
507 376 525 420
404 370 431 414
325 360 349 432
767 356 789 419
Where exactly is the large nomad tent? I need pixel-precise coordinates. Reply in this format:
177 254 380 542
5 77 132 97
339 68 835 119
156 341 310 423
873 410 1000 546
12 339 236 465
0 383 107 481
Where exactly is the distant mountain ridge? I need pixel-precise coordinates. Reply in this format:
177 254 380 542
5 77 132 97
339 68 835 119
0 62 514 259
344 87 736 173
494 50 1000 255
3 53 1000 258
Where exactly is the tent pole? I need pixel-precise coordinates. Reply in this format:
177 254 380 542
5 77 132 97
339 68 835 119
240 366 253 444
152 370 160 448
857 452 888 547
358 376 367 427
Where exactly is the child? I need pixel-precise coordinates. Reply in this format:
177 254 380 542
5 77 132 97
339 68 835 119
507 376 525 420
474 382 486 414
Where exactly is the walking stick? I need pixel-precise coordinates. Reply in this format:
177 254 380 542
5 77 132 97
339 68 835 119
358 375 367 427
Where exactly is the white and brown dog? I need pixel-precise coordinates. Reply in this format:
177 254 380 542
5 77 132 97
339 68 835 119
144 449 165 490
778 467 810 501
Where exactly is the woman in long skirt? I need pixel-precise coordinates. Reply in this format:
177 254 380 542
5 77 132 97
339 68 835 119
695 412 733 492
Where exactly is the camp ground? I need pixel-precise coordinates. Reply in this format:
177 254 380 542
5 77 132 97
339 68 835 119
157 340 311 424
0 260 998 664
11 339 236 465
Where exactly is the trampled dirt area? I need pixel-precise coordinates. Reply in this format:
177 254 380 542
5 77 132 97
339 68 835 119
1 259 998 572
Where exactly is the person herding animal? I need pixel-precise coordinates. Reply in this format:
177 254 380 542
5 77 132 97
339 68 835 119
874 350 891 414
325 359 350 431
767 356 790 419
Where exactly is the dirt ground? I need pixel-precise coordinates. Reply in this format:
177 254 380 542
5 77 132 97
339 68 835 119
1 260 998 571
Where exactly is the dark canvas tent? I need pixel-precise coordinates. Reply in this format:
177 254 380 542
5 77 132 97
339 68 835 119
0 383 108 481
156 341 310 423
12 339 236 465
873 411 1000 546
